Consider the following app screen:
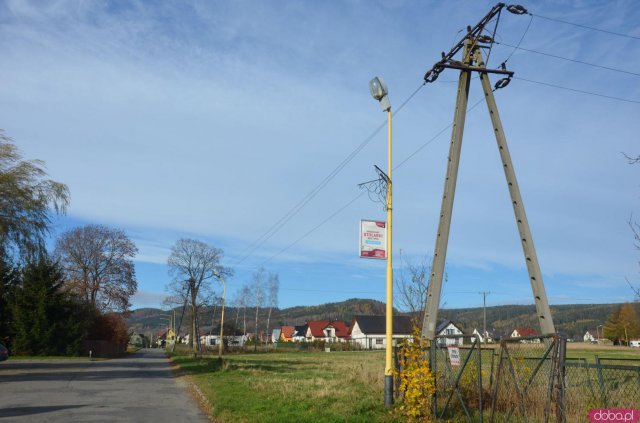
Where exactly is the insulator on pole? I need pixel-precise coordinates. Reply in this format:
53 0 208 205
477 35 493 44
507 4 528 15
494 77 511 90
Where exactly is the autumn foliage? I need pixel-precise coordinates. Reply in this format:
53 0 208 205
395 326 436 421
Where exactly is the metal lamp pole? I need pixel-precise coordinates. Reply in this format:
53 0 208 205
370 76 394 407
217 275 226 358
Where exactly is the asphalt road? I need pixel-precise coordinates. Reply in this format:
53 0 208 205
0 348 209 422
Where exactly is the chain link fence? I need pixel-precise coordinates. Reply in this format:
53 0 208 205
394 335 640 422
490 334 563 422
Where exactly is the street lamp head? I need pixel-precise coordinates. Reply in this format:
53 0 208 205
369 76 391 112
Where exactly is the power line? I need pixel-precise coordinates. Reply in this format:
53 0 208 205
514 76 640 104
497 42 640 77
503 13 534 64
256 192 366 268
254 96 488 269
531 13 640 41
234 82 426 266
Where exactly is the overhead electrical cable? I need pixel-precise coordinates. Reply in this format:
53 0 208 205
497 42 640 77
530 12 640 41
503 13 534 64
254 96 487 269
234 82 426 266
514 76 640 104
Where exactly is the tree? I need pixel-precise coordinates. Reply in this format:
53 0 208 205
604 302 640 345
0 131 69 259
166 239 232 354
264 272 279 345
11 257 89 355
0 255 19 347
251 268 266 351
54 224 138 313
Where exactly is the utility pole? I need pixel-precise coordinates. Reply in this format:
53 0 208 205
421 3 556 339
480 291 491 343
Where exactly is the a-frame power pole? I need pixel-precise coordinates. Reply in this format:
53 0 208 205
421 4 556 340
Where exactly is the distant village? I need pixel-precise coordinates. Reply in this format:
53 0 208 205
132 315 616 350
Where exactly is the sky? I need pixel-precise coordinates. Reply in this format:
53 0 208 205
0 0 638 312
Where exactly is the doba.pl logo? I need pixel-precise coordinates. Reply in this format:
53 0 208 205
589 409 640 423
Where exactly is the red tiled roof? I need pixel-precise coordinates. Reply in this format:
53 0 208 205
514 327 539 337
307 321 331 337
331 321 350 338
306 320 350 338
281 326 295 339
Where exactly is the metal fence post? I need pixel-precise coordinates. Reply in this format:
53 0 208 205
556 335 566 423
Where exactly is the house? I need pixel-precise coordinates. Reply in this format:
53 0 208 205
280 326 295 342
271 328 281 343
435 320 464 346
471 328 494 344
292 325 307 342
349 315 413 350
583 330 596 343
510 327 541 343
305 320 350 342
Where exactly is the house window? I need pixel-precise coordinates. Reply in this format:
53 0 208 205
446 328 455 335
376 339 383 345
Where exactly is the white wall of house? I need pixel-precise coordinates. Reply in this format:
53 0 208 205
583 331 595 342
350 322 411 350
436 323 463 346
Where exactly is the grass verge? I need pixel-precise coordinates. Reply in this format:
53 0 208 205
169 349 402 423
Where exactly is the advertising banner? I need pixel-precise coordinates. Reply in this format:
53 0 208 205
359 220 387 259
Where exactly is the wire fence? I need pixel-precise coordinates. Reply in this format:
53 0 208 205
394 335 640 422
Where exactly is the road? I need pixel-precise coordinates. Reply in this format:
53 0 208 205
0 348 209 422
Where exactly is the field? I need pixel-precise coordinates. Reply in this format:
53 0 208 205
169 344 640 422
169 348 402 423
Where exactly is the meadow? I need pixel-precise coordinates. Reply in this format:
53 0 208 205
169 344 640 422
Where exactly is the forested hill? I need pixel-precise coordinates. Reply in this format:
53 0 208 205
126 299 628 340
439 303 631 339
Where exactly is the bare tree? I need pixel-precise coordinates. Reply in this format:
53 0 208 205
395 254 430 326
394 253 447 327
54 224 137 312
166 239 232 355
265 272 279 345
251 268 266 351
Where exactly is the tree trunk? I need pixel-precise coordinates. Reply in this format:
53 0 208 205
265 306 272 346
254 304 259 352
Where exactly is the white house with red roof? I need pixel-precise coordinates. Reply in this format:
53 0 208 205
510 327 541 343
305 320 350 342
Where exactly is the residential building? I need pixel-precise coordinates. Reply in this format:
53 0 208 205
349 315 413 350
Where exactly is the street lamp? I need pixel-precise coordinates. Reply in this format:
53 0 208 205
216 274 227 358
369 76 393 407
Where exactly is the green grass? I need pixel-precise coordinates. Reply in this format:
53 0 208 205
565 344 640 363
169 350 402 423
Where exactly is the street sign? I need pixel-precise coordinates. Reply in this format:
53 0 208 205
359 219 387 259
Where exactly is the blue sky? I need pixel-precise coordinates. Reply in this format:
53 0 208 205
0 0 638 311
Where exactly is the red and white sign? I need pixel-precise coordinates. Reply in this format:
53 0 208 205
448 346 461 366
359 220 387 259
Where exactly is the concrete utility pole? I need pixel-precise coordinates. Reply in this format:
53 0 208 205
421 20 555 339
480 291 491 343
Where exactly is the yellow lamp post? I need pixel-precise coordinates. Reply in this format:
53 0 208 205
369 76 393 406
217 274 226 358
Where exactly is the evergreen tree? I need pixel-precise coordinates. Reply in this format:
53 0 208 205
0 255 19 348
11 257 88 355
